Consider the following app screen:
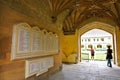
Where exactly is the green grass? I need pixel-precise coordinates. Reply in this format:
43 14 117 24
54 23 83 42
81 53 107 61
81 53 89 60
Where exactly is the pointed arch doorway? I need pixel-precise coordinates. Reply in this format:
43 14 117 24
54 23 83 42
81 29 113 61
78 21 117 65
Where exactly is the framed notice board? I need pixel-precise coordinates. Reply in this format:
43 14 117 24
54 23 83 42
11 23 59 60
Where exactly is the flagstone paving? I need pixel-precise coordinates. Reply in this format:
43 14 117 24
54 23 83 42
49 61 120 80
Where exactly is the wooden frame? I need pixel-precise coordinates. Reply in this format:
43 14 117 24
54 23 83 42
11 23 32 60
31 27 41 52
11 23 59 60
25 56 54 78
53 33 59 52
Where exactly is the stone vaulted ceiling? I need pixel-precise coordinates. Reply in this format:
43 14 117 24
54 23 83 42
48 0 120 35
0 0 120 35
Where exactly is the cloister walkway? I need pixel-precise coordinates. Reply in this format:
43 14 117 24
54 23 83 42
49 61 120 80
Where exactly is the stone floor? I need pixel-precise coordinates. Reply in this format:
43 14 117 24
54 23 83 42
49 61 120 80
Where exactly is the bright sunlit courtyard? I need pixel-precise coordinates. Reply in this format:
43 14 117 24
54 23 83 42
81 29 113 61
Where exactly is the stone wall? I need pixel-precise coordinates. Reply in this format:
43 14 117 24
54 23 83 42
0 3 62 80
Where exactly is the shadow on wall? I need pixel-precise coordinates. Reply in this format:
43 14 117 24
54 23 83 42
0 37 11 59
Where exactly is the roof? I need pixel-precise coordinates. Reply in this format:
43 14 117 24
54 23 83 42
81 29 112 38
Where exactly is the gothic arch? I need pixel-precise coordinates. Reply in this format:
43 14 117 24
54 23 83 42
77 17 117 31
78 21 118 65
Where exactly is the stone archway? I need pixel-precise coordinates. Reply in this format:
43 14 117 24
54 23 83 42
78 21 117 65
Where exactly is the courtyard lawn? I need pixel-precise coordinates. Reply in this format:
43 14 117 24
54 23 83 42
94 53 106 60
81 53 89 60
81 53 107 61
